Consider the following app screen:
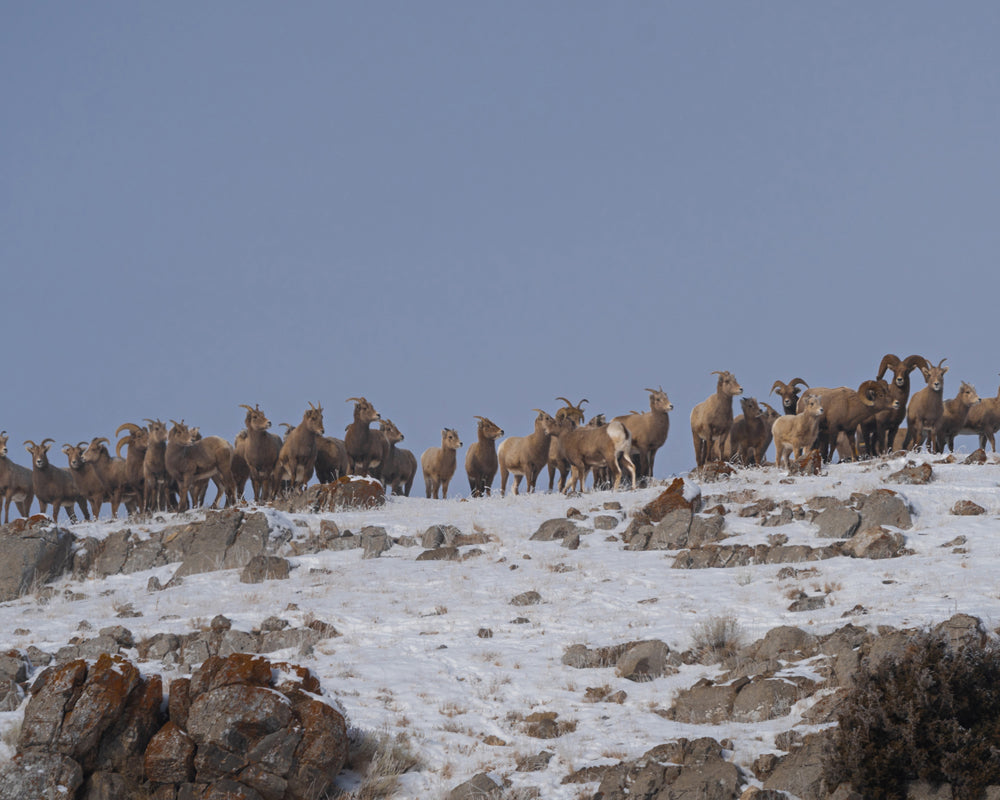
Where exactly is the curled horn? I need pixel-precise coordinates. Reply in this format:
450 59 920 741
94 437 110 448
902 355 929 373
23 439 37 449
877 355 900 380
346 397 363 404
115 422 141 437
239 404 255 413
858 379 880 407
790 378 808 388
77 441 88 450
41 438 55 448
711 370 723 376
116 438 130 458
770 380 785 395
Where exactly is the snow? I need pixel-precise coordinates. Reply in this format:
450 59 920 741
2 451 1000 797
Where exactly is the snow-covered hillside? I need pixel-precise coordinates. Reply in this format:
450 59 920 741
2 452 1000 798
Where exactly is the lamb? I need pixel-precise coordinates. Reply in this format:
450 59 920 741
82 437 137 518
690 371 743 468
421 428 463 499
273 403 325 493
770 378 809 415
798 380 897 461
772 396 825 469
547 398 588 492
551 416 636 493
379 419 416 497
935 381 981 453
465 416 504 497
903 359 949 452
0 431 34 523
725 397 767 466
23 439 89 523
498 410 559 495
614 387 673 482
235 404 282 502
962 377 1000 452
859 354 929 456
344 397 382 477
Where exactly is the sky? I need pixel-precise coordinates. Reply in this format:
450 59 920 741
4 3 1000 485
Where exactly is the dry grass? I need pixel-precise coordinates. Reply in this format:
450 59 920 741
690 614 744 663
339 728 422 800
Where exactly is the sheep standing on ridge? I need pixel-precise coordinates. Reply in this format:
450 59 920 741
725 397 767 466
466 416 504 497
772 396 824 469
860 354 928 456
551 416 636 493
614 387 673 483
903 359 949 452
0 431 34 523
235 404 282 502
547 398 588 492
935 381 980 453
24 439 89 523
962 375 1000 452
798 380 896 461
380 419 416 497
498 410 560 495
421 428 462 499
273 403 325 494
344 397 381 477
691 371 743 468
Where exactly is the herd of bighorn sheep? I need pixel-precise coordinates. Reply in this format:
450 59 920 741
2 354 999 523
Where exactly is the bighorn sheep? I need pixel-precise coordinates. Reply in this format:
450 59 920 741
860 354 929 456
551 416 636 493
0 431 34 523
142 419 172 513
163 421 237 511
273 403 324 493
770 378 809 416
756 402 781 465
115 423 148 506
903 358 949 452
82 437 137 518
725 397 767 466
465 416 504 497
935 381 981 453
24 439 89 523
614 387 673 482
379 419 416 497
962 376 1000 452
547 398 588 492
798 380 897 461
421 428 462 499
235 404 282 502
772 395 825 469
498 410 560 495
691 371 743 468
63 441 107 519
344 397 381 477
314 436 350 483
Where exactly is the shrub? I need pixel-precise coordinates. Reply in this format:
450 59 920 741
691 614 743 663
824 631 1000 800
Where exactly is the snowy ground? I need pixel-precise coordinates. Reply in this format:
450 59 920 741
2 451 1000 798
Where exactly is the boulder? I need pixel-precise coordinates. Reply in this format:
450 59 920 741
530 519 580 542
240 556 291 584
0 524 75 601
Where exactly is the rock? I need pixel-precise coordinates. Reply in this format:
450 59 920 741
421 524 463 548
510 591 541 606
360 526 392 559
144 721 196 784
529 519 580 542
855 489 912 530
814 505 860 539
516 750 553 772
886 462 933 485
636 477 702 524
667 677 748 724
789 449 822 476
751 627 818 661
416 546 459 561
0 525 75 602
447 773 503 799
240 556 291 584
593 515 619 530
763 731 833 800
932 613 985 650
311 477 386 511
841 526 907 559
0 751 84 800
616 640 674 682
964 448 987 465
731 678 807 722
595 738 744 800
951 500 986 516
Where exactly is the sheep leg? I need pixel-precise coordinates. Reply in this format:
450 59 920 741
441 478 450 499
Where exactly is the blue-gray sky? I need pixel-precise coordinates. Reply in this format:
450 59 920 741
4 3 1000 487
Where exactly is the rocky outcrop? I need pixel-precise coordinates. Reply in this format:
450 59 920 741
0 520 75 601
0 653 347 800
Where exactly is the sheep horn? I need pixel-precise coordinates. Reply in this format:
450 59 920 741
902 355 929 373
858 380 879 407
94 437 110 447
937 358 948 368
578 399 589 407
555 397 574 407
239 404 255 412
77 441 88 450
346 397 363 404
115 438 129 458
23 440 36 449
115 422 141 437
877 354 901 380
41 438 54 448
770 380 785 394
790 378 808 388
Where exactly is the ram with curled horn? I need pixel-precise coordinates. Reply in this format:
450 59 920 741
798 379 897 461
770 378 809 416
858 354 928 456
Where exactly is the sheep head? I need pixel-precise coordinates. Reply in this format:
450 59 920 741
919 359 948 392
858 380 896 410
62 442 88 470
800 395 824 417
441 428 462 450
83 437 110 463
555 397 588 425
645 386 674 413
878 354 929 388
712 371 743 398
347 397 380 424
302 404 325 435
739 397 764 419
957 382 980 407
240 404 272 432
770 378 808 413
24 439 54 468
0 431 7 458
380 418 404 444
474 416 504 440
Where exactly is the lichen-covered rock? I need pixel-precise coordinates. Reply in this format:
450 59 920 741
886 462 933 485
951 499 986 516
